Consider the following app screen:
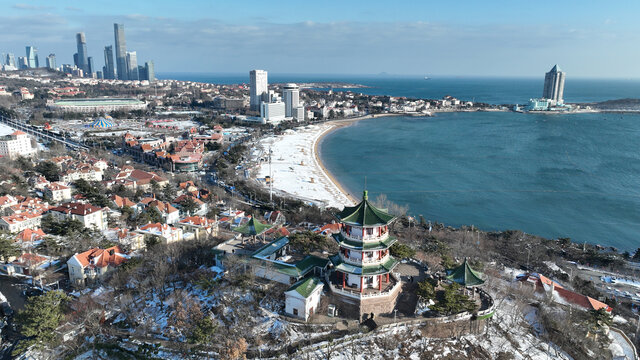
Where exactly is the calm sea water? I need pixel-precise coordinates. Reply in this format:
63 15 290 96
161 72 640 250
321 112 640 251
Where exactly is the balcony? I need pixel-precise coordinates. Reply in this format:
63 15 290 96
325 272 401 299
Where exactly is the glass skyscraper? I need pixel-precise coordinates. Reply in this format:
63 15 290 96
145 61 155 82
126 51 138 80
114 23 128 80
76 32 88 73
46 54 56 70
103 45 115 79
26 46 38 68
542 65 566 103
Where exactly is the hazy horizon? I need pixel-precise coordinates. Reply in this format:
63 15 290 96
3 0 640 78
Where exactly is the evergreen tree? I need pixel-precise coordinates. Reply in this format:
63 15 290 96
34 161 60 181
0 237 21 262
13 290 70 355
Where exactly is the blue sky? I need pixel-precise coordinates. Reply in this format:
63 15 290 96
1 0 639 77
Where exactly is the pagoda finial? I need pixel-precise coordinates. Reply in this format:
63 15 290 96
363 190 368 200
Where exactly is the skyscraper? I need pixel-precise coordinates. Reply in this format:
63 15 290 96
73 53 79 68
103 45 115 79
26 46 38 68
137 65 147 81
18 57 28 69
250 70 268 111
114 23 128 80
87 57 95 75
145 61 155 82
283 83 300 118
46 54 56 70
126 51 138 80
76 32 88 73
542 65 565 103
6 53 15 67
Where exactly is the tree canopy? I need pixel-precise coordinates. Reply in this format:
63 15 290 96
14 290 70 355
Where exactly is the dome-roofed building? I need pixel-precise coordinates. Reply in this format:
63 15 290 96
327 190 402 320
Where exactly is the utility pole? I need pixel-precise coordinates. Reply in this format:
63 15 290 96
269 146 273 204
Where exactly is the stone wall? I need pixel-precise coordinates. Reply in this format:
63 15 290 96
328 283 401 321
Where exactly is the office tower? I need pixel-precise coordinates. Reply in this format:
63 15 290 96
46 54 56 70
26 46 38 68
114 23 128 80
18 57 28 69
96 71 103 79
145 61 155 82
73 53 79 67
62 64 74 74
6 53 15 67
76 32 88 72
137 65 147 81
103 45 115 79
87 57 95 75
283 83 300 118
126 51 138 80
250 69 268 111
542 65 566 103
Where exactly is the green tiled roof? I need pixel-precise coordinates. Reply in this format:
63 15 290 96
286 277 323 298
446 258 485 286
335 191 396 226
265 255 329 278
329 254 398 275
234 216 272 236
333 233 397 250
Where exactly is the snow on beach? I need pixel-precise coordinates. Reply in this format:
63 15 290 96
255 124 354 209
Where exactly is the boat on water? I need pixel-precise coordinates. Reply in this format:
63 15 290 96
424 76 431 80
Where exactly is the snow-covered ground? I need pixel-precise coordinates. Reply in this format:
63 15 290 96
255 125 354 209
0 123 16 136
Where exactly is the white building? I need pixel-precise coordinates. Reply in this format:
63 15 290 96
48 202 108 231
283 83 299 118
0 212 42 233
285 277 324 321
43 182 72 202
0 131 37 159
250 69 268 111
260 101 286 124
135 223 184 244
67 246 128 287
293 106 305 122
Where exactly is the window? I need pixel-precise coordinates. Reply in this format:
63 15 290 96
293 308 298 316
366 228 373 235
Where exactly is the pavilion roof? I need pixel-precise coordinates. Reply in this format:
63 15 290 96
233 216 272 236
335 190 395 226
446 258 485 286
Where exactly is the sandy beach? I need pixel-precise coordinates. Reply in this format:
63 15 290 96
253 115 382 208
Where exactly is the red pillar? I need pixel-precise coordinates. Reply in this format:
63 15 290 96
386 273 389 282
342 272 345 288
360 277 363 293
379 275 382 291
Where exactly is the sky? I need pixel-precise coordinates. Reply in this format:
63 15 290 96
1 0 639 78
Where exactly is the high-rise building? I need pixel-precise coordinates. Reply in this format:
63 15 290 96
46 54 56 70
137 65 147 81
542 65 565 103
76 32 88 73
114 23 128 80
283 83 300 118
87 57 95 76
18 56 28 69
96 71 103 79
103 45 115 79
73 53 79 67
6 53 15 67
250 70 268 111
126 51 138 80
145 61 155 82
25 46 38 68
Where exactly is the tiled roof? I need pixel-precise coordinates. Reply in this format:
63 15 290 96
50 202 102 216
72 246 127 269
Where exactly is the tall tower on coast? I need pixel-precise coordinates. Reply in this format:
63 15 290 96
76 32 89 73
250 70 268 111
114 23 128 80
542 65 566 103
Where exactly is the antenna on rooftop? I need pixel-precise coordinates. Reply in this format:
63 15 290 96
364 176 367 191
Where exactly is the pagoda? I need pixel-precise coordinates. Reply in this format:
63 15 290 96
327 190 402 319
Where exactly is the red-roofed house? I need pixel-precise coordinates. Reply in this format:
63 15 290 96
518 272 612 312
49 202 108 231
67 246 128 287
3 253 50 275
43 182 72 202
135 223 184 244
177 216 219 240
15 228 46 243
0 212 43 233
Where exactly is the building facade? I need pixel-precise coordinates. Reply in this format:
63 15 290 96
25 46 38 68
0 131 37 159
114 23 128 80
250 69 268 111
260 101 286 124
76 32 89 73
126 51 138 80
46 54 56 70
103 45 115 79
542 65 565 103
283 83 300 118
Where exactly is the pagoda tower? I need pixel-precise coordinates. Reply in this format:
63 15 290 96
328 190 402 319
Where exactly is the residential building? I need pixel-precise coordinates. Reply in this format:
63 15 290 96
104 228 145 251
0 212 42 233
25 46 38 68
250 69 268 111
283 83 300 118
114 23 128 80
67 246 128 287
543 65 565 103
43 182 72 202
260 100 286 124
293 106 305 122
136 223 184 244
3 253 50 276
103 45 115 79
145 61 155 82
76 32 89 73
49 202 108 231
140 198 180 224
0 131 37 159
87 57 95 76
177 216 219 240
46 54 56 70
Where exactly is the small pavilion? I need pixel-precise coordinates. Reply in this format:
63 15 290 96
445 258 485 287
233 216 272 243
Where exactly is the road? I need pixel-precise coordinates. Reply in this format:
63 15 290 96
0 114 90 151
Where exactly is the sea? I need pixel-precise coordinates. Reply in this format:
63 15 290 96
160 72 640 251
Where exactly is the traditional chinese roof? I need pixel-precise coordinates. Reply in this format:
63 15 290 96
233 216 272 236
445 258 485 286
333 232 397 250
286 277 323 298
329 254 398 275
335 190 395 226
